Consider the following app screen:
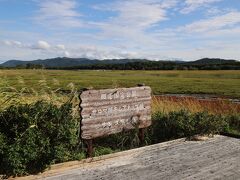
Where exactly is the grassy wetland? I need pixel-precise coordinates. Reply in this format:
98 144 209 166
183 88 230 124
0 69 239 177
1 69 240 96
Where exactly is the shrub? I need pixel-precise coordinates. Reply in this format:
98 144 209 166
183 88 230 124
0 101 83 177
94 127 143 152
150 110 228 143
224 114 240 135
194 112 227 136
94 146 115 157
0 100 238 177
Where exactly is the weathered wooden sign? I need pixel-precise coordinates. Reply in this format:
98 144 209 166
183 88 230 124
80 86 152 140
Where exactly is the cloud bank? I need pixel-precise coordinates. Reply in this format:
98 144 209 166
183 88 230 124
0 0 240 61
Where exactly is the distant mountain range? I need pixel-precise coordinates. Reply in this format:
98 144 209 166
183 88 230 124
0 57 238 68
184 58 238 65
0 57 149 67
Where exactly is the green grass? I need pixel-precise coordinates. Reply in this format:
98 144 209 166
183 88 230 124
0 69 240 97
0 69 239 177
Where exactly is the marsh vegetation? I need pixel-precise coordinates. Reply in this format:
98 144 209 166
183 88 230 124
0 69 239 177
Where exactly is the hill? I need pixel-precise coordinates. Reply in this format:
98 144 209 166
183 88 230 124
186 58 237 65
0 57 239 70
0 57 149 68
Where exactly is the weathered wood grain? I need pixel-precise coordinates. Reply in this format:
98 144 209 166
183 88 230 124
80 87 151 101
80 86 152 139
81 119 152 139
27 135 240 180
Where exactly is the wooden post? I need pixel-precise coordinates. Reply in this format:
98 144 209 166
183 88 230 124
138 128 145 146
80 88 94 157
137 84 145 146
85 139 93 158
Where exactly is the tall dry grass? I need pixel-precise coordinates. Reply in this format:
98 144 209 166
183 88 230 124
0 76 80 117
152 96 240 115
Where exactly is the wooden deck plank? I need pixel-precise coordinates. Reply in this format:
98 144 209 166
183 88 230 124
18 136 240 180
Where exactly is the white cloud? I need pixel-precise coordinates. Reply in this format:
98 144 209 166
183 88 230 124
3 40 51 50
160 0 179 9
33 40 51 50
64 51 70 57
1 39 72 58
181 0 222 14
96 0 177 29
205 7 222 16
3 40 12 46
63 44 138 59
55 44 65 50
91 0 179 50
205 27 240 37
180 11 240 33
12 41 22 47
3 40 23 47
205 7 236 16
35 0 82 28
1 0 240 61
111 1 167 28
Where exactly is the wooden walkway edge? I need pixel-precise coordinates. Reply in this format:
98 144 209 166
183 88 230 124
14 135 240 180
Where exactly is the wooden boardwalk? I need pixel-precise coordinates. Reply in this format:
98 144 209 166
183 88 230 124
20 135 240 180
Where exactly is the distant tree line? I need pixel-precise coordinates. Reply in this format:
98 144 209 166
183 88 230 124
0 60 239 70
49 61 240 70
0 63 44 69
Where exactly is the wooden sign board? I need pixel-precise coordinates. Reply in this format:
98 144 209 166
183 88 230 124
80 86 152 139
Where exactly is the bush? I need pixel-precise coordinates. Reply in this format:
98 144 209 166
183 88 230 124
0 101 83 177
223 114 240 135
194 112 226 136
150 110 228 143
0 101 238 177
94 146 115 157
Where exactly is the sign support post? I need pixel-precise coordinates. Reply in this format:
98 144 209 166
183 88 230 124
137 84 146 146
138 128 145 146
86 139 93 157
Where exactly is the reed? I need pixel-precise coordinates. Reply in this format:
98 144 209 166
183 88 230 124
152 96 240 115
0 76 78 116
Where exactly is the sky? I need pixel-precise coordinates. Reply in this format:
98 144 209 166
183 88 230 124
0 0 240 62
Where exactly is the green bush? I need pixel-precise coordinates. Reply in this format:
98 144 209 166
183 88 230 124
224 114 240 135
0 101 238 177
150 110 228 143
194 112 226 136
95 127 142 150
0 101 83 177
94 146 115 157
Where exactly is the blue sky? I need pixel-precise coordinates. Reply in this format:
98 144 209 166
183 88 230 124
0 0 240 62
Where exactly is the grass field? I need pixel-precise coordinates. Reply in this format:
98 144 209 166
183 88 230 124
0 69 240 97
0 69 239 176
